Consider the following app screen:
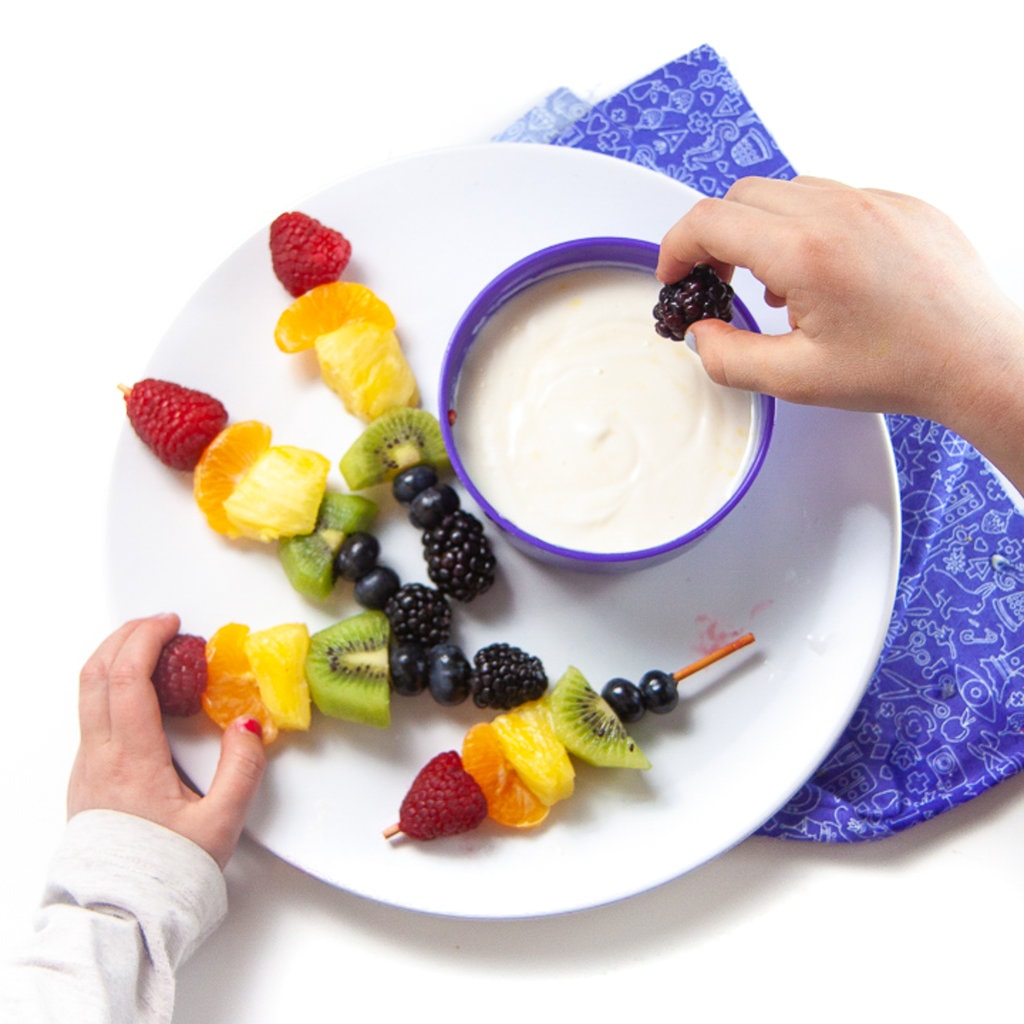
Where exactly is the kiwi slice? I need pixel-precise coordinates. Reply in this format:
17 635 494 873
278 492 378 600
548 666 651 770
306 610 391 727
339 407 450 491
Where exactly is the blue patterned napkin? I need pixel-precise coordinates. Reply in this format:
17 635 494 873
497 45 1024 842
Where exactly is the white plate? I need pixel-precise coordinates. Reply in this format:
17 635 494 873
106 143 900 919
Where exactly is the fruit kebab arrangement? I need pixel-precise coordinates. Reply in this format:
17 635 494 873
120 209 754 842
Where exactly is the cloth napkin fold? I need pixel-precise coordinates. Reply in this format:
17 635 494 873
497 44 1024 842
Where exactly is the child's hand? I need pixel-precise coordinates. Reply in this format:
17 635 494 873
67 614 266 868
658 175 1024 423
658 175 1024 494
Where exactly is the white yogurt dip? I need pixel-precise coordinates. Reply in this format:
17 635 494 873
453 266 754 553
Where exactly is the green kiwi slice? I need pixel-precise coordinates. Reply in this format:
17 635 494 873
306 610 391 727
339 408 450 491
548 666 651 770
278 492 378 600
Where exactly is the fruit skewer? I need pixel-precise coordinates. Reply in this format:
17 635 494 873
384 633 758 841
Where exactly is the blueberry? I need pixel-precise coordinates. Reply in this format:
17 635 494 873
335 531 380 582
389 642 429 696
392 464 439 505
427 643 472 706
409 484 460 529
601 678 646 723
353 565 401 609
639 669 679 714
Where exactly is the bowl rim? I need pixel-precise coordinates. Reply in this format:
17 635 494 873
439 236 775 566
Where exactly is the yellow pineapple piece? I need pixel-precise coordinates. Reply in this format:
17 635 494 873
490 697 575 806
315 320 419 422
243 623 311 731
221 444 330 542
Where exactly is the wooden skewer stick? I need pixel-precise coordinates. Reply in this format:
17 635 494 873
673 632 755 682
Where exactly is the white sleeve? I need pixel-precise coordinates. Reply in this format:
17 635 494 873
0 809 228 1024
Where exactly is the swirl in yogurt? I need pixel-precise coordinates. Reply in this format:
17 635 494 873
453 267 754 553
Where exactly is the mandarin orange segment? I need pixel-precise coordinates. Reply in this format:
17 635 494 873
274 281 396 354
194 420 272 536
202 623 279 744
462 722 550 829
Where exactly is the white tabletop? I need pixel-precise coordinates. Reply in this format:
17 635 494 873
2 2 1022 1020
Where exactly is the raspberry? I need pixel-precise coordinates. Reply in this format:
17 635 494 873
653 263 734 341
422 509 496 602
151 634 208 717
269 211 352 297
471 643 548 710
387 751 488 841
122 378 228 471
384 583 452 646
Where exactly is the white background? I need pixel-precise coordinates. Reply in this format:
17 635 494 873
2 1 1022 1021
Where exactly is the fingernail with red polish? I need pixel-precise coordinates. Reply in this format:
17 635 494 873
239 717 263 738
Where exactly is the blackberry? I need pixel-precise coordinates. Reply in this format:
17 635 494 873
421 508 496 602
471 643 547 710
653 263 734 341
383 583 452 646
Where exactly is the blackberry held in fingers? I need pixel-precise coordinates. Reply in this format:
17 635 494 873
422 508 496 602
653 263 734 341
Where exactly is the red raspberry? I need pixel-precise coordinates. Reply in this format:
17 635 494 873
269 211 352 297
122 378 228 471
386 751 488 840
151 634 208 717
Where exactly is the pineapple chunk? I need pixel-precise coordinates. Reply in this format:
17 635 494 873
244 623 311 731
490 698 576 806
222 445 330 542
315 321 418 422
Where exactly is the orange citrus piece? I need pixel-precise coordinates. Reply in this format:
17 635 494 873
274 281 396 354
202 623 279 744
194 420 272 536
462 722 550 829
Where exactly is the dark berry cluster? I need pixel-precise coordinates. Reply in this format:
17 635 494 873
601 670 679 723
653 263 734 341
336 464 497 616
388 638 547 710
391 465 496 603
381 465 539 710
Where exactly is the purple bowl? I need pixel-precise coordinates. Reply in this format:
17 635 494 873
439 237 774 572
